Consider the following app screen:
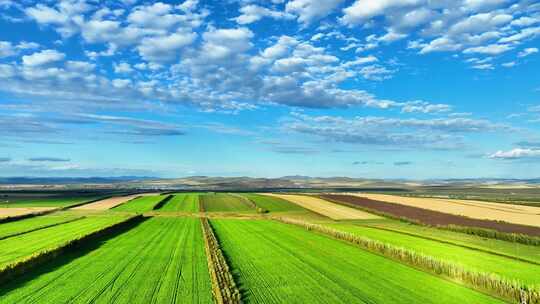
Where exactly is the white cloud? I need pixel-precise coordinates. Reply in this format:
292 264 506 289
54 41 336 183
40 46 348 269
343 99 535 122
235 4 293 24
463 43 512 54
138 31 196 62
518 47 538 58
201 27 253 60
489 148 540 159
113 62 134 74
286 0 345 25
341 0 421 25
22 49 65 67
501 61 516 68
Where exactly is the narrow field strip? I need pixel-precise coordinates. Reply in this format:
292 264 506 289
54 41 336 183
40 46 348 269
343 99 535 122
277 217 539 304
200 193 255 213
0 214 85 241
363 221 540 264
201 218 241 304
0 217 213 304
72 193 161 210
325 222 540 284
158 194 200 212
0 207 56 220
210 219 504 304
0 214 133 270
321 194 540 237
0 196 102 208
241 194 306 212
264 193 380 220
113 195 165 212
354 193 540 227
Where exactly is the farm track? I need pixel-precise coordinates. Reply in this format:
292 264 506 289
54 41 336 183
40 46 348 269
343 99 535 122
0 217 213 304
321 194 540 236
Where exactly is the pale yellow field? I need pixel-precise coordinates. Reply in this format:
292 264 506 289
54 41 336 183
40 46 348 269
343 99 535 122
350 193 540 227
0 207 55 218
264 193 380 220
72 193 161 210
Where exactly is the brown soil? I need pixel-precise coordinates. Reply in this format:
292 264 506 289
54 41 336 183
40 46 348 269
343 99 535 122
0 207 55 218
321 194 540 236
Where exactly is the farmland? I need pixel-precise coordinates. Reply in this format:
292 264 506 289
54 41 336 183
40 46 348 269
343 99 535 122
0 217 213 303
210 219 504 304
200 193 255 212
158 193 200 212
0 189 538 303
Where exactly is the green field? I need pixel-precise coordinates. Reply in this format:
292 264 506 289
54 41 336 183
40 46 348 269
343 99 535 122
358 220 540 264
0 212 83 240
0 214 131 269
113 196 164 212
325 222 540 285
240 194 306 212
0 217 213 303
0 196 101 208
210 219 503 304
159 194 200 212
200 193 254 212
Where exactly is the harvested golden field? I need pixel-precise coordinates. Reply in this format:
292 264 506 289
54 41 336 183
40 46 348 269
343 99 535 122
263 193 380 220
72 193 161 210
351 193 540 228
0 207 55 218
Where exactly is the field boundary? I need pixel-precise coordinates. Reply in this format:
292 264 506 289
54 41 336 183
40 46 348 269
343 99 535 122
0 216 86 241
0 214 143 285
274 217 540 304
230 194 267 213
319 194 540 246
152 194 174 210
0 208 59 224
360 224 540 266
200 217 242 304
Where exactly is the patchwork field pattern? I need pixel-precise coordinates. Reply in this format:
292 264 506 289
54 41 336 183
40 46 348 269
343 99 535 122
210 219 503 304
73 193 161 210
0 217 213 304
265 194 380 220
353 193 540 228
0 212 83 240
240 194 306 212
0 207 56 219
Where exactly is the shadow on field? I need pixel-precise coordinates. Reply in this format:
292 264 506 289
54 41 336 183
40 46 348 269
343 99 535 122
0 216 148 296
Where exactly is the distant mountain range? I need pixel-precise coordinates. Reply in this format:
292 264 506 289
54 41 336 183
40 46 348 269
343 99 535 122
0 176 539 190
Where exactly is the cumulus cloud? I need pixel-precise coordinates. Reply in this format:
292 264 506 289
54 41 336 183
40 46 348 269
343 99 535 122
489 148 540 159
22 49 65 67
518 47 538 58
286 0 345 25
235 4 293 24
137 31 196 62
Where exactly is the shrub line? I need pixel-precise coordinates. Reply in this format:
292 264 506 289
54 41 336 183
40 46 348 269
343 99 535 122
274 217 540 304
152 194 174 210
200 217 242 304
0 214 143 285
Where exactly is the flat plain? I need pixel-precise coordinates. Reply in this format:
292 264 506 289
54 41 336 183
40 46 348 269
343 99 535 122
158 193 200 212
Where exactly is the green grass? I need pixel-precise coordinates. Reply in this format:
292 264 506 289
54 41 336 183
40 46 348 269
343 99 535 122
159 194 200 212
113 195 164 212
0 212 83 240
200 193 254 212
210 219 503 304
0 197 101 208
361 220 540 264
0 214 131 269
326 222 540 285
0 217 213 304
240 194 306 212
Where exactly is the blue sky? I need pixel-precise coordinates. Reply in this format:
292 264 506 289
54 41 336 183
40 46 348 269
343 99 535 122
0 0 539 179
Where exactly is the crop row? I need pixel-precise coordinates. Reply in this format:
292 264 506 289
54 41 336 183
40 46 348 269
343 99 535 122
200 217 241 304
0 214 141 285
275 217 540 304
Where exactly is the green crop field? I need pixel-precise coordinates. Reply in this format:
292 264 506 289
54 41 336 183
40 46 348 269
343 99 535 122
113 195 164 212
0 196 101 208
240 194 306 212
357 220 540 264
200 193 254 212
0 212 83 240
0 217 213 304
210 219 503 304
158 194 200 212
0 214 131 269
326 222 540 285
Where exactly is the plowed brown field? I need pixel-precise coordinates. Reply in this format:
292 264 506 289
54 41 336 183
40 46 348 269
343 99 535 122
321 194 540 236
